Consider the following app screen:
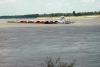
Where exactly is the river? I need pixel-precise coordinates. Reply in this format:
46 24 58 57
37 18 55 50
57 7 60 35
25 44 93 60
0 25 100 67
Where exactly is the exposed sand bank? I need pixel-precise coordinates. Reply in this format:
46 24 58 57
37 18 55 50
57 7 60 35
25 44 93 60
0 15 100 28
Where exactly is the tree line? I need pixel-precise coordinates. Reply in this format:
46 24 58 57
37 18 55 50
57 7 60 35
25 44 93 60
0 11 100 19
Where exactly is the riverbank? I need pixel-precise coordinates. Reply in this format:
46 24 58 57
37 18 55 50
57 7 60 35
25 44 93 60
0 15 100 28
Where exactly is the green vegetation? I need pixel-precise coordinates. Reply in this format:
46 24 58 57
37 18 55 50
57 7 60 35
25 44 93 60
41 57 76 67
0 11 100 19
0 14 39 19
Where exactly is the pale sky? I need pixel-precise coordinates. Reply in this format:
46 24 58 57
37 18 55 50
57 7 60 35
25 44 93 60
0 0 100 15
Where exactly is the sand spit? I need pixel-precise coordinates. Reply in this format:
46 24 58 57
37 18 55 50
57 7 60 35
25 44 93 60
0 15 100 28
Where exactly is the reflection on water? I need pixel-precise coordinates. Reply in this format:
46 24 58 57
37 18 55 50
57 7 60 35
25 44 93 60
0 26 100 67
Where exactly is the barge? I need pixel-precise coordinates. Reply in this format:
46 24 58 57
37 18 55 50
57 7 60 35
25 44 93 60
8 16 75 24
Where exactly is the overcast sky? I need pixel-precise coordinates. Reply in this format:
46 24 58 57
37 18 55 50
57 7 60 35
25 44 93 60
0 0 100 15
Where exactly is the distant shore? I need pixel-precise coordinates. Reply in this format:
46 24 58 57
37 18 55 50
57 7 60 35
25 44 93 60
0 15 100 28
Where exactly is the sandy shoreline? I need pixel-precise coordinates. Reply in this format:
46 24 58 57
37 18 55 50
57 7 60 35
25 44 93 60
0 15 100 28
0 22 100 28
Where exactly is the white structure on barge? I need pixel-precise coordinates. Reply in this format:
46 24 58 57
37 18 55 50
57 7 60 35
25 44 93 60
58 16 74 24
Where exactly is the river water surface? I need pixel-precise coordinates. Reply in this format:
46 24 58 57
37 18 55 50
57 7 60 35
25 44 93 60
0 25 100 67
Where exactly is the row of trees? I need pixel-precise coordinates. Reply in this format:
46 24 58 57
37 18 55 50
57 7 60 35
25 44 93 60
0 14 39 19
72 11 100 16
39 11 100 17
0 11 100 19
